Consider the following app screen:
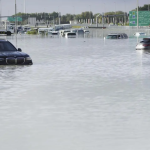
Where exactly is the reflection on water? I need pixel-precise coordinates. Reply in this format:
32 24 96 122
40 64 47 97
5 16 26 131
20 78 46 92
1 34 150 150
143 50 150 55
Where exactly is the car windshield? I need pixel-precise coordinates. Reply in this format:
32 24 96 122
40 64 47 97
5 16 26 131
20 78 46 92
0 41 17 51
107 35 118 39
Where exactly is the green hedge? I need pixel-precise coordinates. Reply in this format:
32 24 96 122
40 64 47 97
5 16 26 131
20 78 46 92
27 30 38 35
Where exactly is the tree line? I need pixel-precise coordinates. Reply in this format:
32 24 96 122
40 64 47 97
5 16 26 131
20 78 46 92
12 11 128 24
11 4 150 24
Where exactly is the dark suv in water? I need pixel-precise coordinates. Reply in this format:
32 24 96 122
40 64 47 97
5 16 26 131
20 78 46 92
0 39 33 65
106 33 128 39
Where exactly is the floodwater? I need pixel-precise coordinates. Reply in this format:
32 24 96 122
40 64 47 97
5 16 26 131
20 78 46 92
1 31 150 150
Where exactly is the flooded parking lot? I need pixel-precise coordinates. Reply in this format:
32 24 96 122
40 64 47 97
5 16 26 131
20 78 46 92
1 32 150 150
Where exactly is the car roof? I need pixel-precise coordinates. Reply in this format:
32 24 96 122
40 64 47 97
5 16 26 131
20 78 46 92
108 34 119 35
135 32 145 33
143 38 150 40
0 39 7 42
108 33 127 35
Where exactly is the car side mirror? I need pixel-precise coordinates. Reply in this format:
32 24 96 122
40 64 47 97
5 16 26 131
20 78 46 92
18 48 22 52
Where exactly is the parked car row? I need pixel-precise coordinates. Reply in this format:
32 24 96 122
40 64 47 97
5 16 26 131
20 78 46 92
58 28 90 38
106 32 150 50
0 30 149 66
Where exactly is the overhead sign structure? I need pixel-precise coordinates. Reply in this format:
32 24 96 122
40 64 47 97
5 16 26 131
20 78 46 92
7 17 22 22
129 11 150 26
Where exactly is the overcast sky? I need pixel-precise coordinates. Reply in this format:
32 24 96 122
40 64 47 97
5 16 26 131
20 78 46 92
0 0 150 16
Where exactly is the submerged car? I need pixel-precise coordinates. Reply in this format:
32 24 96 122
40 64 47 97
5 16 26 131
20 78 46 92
136 38 150 50
60 30 71 37
106 33 128 39
0 39 33 65
65 32 76 38
133 32 146 37
84 30 90 33
48 31 59 35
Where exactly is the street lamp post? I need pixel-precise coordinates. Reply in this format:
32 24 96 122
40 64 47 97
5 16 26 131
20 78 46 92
0 0 1 23
124 0 126 25
102 13 104 28
96 14 100 27
58 12 61 25
89 5 91 24
53 16 54 26
50 16 54 26
28 15 30 25
137 0 139 31
24 0 26 13
114 2 116 25
15 0 17 47
15 0 17 33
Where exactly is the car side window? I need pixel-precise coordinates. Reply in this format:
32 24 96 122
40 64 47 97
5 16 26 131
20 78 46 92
0 43 4 51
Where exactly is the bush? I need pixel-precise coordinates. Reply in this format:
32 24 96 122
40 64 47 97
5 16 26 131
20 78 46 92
72 26 81 28
27 30 37 35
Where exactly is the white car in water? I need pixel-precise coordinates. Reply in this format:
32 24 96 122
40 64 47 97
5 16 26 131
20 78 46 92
136 38 150 50
84 30 90 33
65 32 76 38
133 32 146 37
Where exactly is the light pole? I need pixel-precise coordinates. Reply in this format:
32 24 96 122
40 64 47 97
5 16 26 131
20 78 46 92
15 0 17 32
103 3 106 25
89 5 91 24
24 0 26 13
96 14 100 27
0 0 1 23
58 12 61 25
28 15 30 25
53 16 54 26
137 0 139 31
50 16 54 26
114 2 116 25
15 0 17 47
124 0 126 25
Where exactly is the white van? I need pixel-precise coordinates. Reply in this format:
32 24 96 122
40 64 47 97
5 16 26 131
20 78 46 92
0 21 14 35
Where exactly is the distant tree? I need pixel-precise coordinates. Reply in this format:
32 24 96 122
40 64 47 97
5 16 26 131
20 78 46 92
10 10 128 25
133 4 150 11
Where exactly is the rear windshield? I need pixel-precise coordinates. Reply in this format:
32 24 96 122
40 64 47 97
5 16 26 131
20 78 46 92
0 41 17 51
140 40 150 43
68 33 76 35
107 35 118 39
78 30 84 33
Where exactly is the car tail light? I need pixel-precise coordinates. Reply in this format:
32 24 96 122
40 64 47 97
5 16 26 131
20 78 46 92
143 44 149 46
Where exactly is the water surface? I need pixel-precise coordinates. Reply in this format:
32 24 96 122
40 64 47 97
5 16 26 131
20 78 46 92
0 34 150 150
